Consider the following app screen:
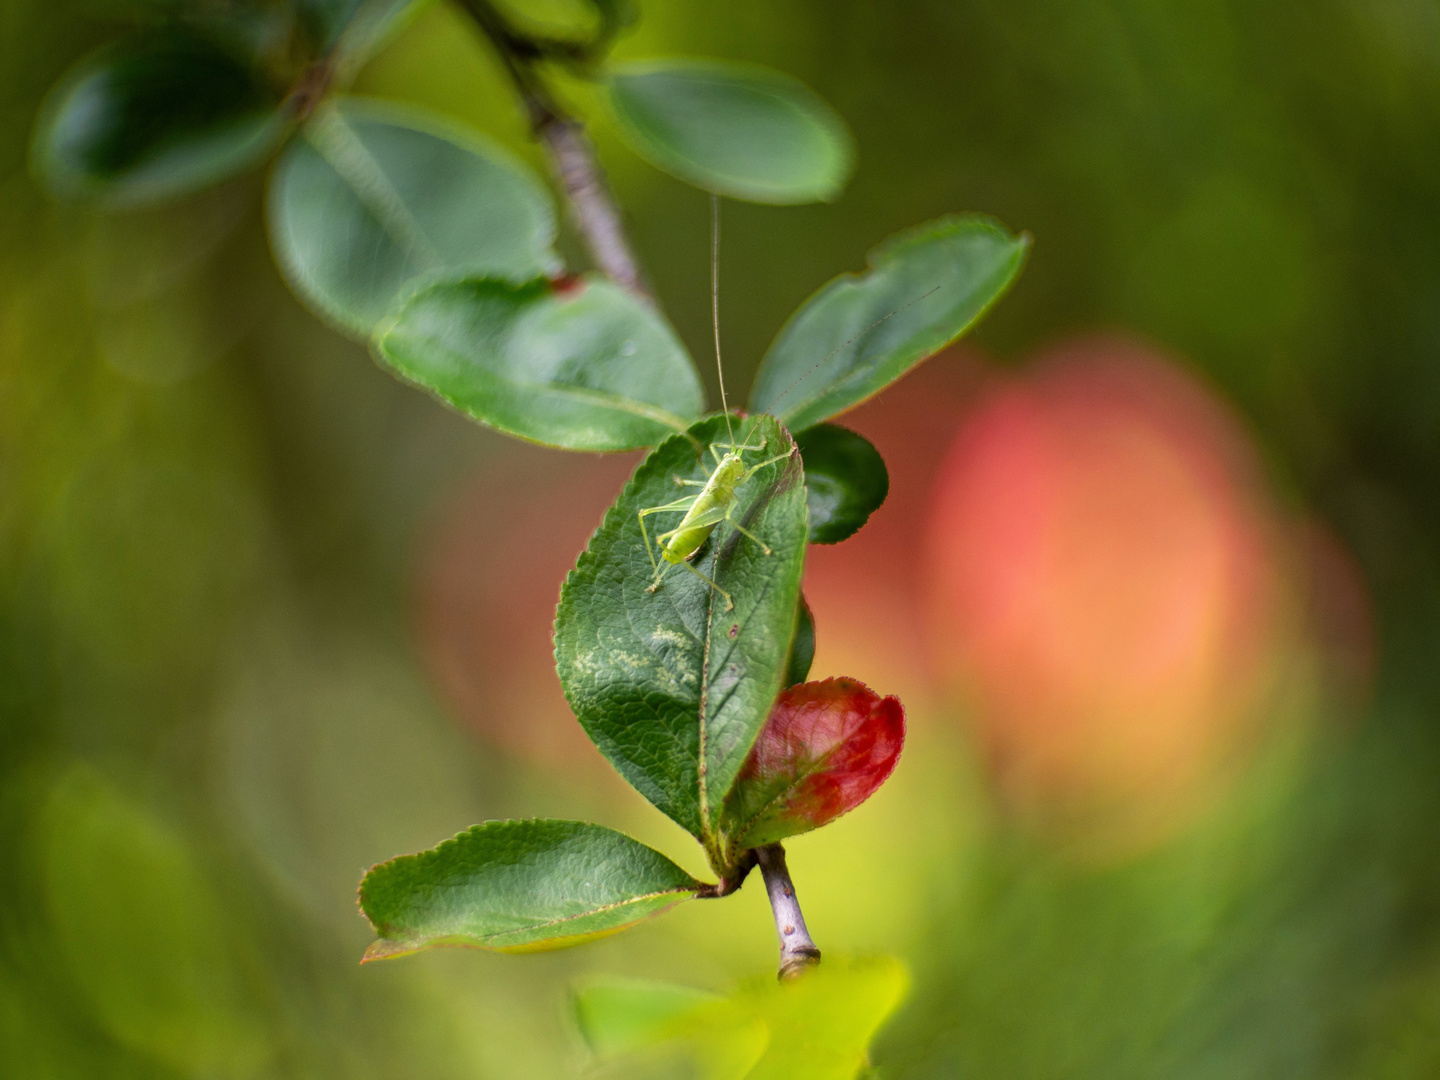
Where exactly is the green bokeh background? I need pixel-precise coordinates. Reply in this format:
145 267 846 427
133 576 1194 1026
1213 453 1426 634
5 0 1440 1076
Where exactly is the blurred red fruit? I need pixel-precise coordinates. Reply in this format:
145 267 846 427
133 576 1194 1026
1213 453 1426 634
725 677 905 847
924 337 1283 820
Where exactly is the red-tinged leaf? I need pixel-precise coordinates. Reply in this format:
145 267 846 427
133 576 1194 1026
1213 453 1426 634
720 677 904 850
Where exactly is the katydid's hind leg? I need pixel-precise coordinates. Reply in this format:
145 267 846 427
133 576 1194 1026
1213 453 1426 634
645 558 678 594
724 506 773 555
638 497 698 577
675 557 733 611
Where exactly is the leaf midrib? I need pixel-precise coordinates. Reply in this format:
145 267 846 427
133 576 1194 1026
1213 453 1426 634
305 104 445 268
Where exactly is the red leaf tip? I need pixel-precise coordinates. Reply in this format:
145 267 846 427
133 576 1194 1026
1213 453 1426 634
730 677 905 844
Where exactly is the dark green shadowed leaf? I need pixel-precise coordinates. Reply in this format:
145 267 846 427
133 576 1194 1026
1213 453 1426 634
267 97 559 337
605 58 854 204
299 0 419 62
796 424 888 544
358 820 703 959
31 30 287 207
374 275 704 450
750 215 1029 431
553 415 808 861
783 594 815 688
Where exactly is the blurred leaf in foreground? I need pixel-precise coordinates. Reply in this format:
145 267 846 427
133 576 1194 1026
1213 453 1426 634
574 956 908 1080
32 29 287 206
606 58 854 204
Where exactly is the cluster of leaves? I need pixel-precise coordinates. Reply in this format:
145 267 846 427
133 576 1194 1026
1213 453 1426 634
31 0 1028 962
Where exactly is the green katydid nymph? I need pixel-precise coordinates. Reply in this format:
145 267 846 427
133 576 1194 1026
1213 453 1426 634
637 195 793 612
638 429 793 611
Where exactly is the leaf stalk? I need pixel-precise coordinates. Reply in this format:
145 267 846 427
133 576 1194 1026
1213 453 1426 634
755 843 821 980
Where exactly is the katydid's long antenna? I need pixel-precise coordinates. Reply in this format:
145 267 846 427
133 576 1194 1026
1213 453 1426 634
712 193 735 445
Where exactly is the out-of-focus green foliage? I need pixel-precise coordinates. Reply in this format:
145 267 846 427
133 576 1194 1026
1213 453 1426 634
32 29 287 205
574 956 908 1079
374 275 703 449
9 0 1440 1077
606 58 854 204
270 99 560 337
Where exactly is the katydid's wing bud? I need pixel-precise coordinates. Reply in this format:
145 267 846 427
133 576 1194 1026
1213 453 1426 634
724 678 904 848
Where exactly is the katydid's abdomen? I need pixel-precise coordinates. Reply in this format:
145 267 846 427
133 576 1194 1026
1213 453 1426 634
661 456 746 564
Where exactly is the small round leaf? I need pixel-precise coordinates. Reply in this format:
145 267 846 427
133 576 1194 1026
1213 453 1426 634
605 58 854 204
374 275 704 451
267 97 559 337
795 423 888 543
32 30 286 207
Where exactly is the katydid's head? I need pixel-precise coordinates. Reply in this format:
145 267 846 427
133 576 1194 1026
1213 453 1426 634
713 453 747 487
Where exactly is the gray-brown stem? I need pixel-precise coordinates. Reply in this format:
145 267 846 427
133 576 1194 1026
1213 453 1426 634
453 0 648 295
755 843 821 980
537 118 646 293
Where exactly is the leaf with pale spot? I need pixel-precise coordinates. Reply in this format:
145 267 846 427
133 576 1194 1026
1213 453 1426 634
553 415 808 867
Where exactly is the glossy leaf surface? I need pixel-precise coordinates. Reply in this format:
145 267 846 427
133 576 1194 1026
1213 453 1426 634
554 415 808 861
606 59 853 204
375 275 703 450
268 98 558 337
722 678 904 848
783 594 815 688
358 819 702 959
795 424 889 543
750 215 1029 431
32 31 286 206
573 957 908 1080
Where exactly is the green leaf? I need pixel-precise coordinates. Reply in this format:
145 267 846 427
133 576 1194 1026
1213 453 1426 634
299 0 419 62
605 58 854 204
39 765 268 1073
574 978 768 1080
573 957 909 1080
795 424 888 544
31 30 287 207
374 275 704 450
267 97 559 337
749 215 1030 431
358 819 703 959
783 594 815 688
553 415 809 864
